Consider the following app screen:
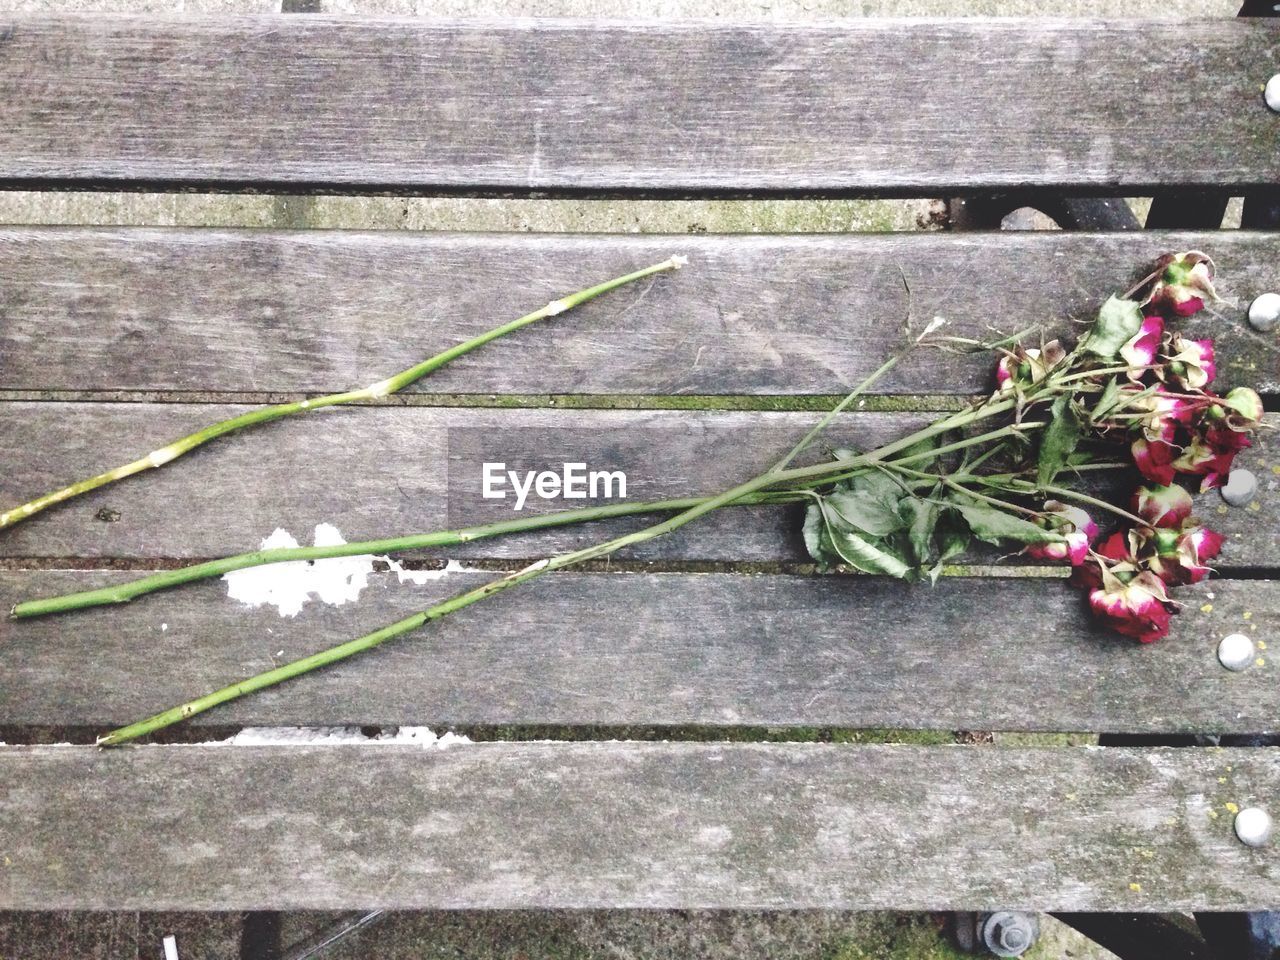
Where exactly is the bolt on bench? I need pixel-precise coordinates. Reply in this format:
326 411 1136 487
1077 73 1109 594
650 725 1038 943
0 13 1278 960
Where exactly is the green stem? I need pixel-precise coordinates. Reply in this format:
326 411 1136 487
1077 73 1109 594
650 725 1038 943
23 404 1042 620
882 463 1043 517
779 420 1045 491
988 478 1148 525
13 489 801 619
96 443 876 746
97 351 934 745
0 257 686 532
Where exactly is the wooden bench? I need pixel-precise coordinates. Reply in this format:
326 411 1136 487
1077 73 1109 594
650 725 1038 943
1 12 1278 958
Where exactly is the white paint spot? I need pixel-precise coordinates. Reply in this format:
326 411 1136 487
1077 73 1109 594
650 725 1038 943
224 726 369 745
222 725 470 749
385 557 480 585
161 623 168 632
223 525 485 617
376 726 471 749
223 524 375 618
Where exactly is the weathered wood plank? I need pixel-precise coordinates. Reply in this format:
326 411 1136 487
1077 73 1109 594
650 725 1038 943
0 405 1274 567
0 18 1275 193
0 229 1277 396
2 743 1276 910
1 570 1273 733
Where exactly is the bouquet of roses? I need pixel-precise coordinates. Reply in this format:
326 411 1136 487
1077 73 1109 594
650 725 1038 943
4 251 1263 744
798 250 1261 644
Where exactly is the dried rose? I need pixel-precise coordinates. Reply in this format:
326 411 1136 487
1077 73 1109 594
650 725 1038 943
1123 385 1194 442
1145 524 1224 586
1025 501 1097 565
1145 251 1217 318
1160 333 1216 390
995 341 1066 393
1120 315 1164 380
1130 483 1193 529
1212 387 1264 433
1174 423 1251 491
1132 434 1180 486
1089 570 1174 643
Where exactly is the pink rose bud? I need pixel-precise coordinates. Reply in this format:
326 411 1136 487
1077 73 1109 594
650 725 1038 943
1147 524 1224 586
1070 527 1136 591
1088 571 1173 643
1146 251 1217 318
1126 386 1193 442
1183 525 1224 562
1025 500 1098 566
1131 435 1179 486
1120 315 1164 380
995 355 1015 389
1175 424 1252 491
994 341 1066 394
1160 333 1216 391
1130 484 1193 529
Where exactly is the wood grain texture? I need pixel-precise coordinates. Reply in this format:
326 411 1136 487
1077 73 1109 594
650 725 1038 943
0 404 1275 566
2 570 1274 733
0 18 1275 193
0 229 1277 396
2 743 1276 910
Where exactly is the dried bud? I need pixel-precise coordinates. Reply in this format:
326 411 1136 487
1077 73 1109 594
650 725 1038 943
1159 333 1216 390
1131 435 1179 486
1123 385 1194 442
1130 484 1193 529
1025 501 1098 566
1174 423 1252 491
1120 315 1165 380
1216 387 1264 432
1088 571 1173 643
1147 524 1224 586
995 341 1066 394
1145 251 1217 318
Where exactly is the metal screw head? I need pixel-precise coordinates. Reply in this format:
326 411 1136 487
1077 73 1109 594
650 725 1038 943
1219 633 1257 672
1268 75 1280 113
1235 807 1274 848
1220 469 1258 508
981 912 1039 958
1250 292 1280 333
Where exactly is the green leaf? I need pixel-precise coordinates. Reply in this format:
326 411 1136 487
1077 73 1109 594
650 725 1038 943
950 500 1063 546
1085 295 1143 359
834 470 899 502
1089 376 1121 424
802 502 829 564
819 502 913 578
1036 393 1085 487
936 509 971 561
927 509 972 585
898 494 940 566
826 489 903 537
